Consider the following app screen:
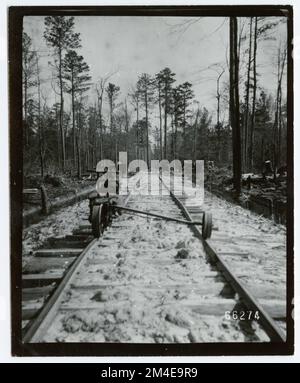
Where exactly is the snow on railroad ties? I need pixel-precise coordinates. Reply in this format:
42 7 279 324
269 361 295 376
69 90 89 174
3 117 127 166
205 191 286 283
22 199 90 268
39 179 268 343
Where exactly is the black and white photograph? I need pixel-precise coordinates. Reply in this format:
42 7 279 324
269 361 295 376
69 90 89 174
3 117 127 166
8 5 293 356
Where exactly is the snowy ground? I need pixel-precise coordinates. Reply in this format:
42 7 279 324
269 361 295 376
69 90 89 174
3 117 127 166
206 193 286 298
22 199 90 268
37 174 275 343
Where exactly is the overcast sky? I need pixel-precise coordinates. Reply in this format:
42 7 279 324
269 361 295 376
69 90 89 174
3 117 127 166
24 16 287 126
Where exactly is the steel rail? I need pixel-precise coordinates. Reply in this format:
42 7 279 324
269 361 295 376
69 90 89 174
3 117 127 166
24 172 285 343
23 172 142 343
22 239 97 343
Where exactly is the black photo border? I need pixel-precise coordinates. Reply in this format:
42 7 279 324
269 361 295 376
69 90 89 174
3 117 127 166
9 4 294 357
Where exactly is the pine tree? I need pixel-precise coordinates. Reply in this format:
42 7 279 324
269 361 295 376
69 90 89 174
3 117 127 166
136 74 155 167
63 50 91 172
229 16 241 196
154 74 163 160
22 32 37 146
105 83 120 162
156 68 176 158
44 16 81 172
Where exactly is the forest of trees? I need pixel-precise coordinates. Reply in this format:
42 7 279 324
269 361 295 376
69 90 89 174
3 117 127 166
22 16 288 191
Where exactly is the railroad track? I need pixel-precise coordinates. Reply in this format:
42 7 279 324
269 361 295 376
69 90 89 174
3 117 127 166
22 171 286 343
22 172 140 340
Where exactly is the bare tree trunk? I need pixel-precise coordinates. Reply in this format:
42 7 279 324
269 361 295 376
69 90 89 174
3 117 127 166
261 137 265 171
216 70 224 163
170 113 175 159
76 134 81 179
96 87 104 160
108 96 113 160
85 129 89 170
278 86 282 164
36 57 45 178
158 86 163 160
249 17 258 172
164 86 168 159
24 60 29 146
124 99 129 154
229 17 241 196
273 47 287 176
145 90 149 167
55 106 61 170
58 47 66 172
244 17 253 171
174 111 178 159
71 72 76 168
76 107 81 179
193 108 200 163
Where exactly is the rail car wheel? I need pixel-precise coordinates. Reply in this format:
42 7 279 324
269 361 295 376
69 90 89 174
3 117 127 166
107 205 113 225
102 203 111 227
92 204 105 238
202 212 212 239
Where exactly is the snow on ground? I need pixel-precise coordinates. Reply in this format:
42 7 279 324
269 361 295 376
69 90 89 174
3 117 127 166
22 199 89 267
205 191 286 291
40 174 270 343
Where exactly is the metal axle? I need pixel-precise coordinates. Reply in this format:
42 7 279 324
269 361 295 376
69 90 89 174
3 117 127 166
113 205 203 226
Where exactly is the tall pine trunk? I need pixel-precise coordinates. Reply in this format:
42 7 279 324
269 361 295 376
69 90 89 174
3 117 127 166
71 72 76 168
193 109 200 163
58 47 66 172
158 86 163 160
164 86 167 159
244 17 253 171
174 111 178 159
97 92 104 160
216 70 224 163
36 57 45 178
273 47 287 176
24 58 29 146
249 17 258 172
229 17 241 196
76 107 81 179
55 106 61 170
145 91 149 167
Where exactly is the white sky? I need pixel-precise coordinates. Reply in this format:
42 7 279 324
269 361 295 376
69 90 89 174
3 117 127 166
24 16 287 126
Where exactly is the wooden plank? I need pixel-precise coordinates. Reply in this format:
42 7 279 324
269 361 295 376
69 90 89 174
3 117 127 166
34 249 82 257
58 298 235 313
259 300 286 319
22 273 63 288
52 299 285 320
77 224 92 230
65 234 93 241
84 257 218 273
190 302 285 320
23 257 76 274
218 251 249 257
71 281 224 293
244 284 285 300
23 188 39 195
22 308 40 320
187 208 203 213
46 238 88 249
72 229 93 236
22 285 55 301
